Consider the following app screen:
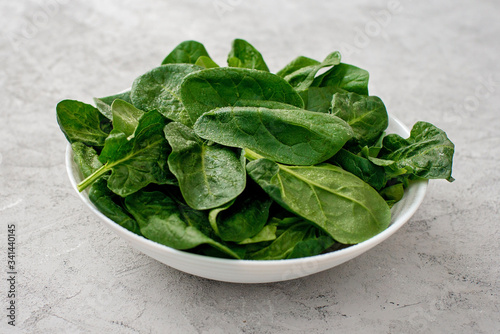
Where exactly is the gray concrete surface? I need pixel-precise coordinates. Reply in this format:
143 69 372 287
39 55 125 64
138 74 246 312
1 0 499 333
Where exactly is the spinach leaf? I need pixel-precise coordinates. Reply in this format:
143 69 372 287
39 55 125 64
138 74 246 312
331 149 386 190
89 179 141 234
77 110 174 196
276 56 320 78
330 92 388 148
227 38 270 72
93 90 132 120
164 122 246 210
72 142 103 179
246 158 391 244
379 182 405 207
301 86 343 113
195 56 219 69
238 225 277 245
208 185 273 242
194 106 353 165
379 121 455 181
161 40 210 65
124 190 240 259
56 100 111 147
180 67 305 124
312 63 370 95
282 52 341 91
130 64 202 126
110 99 144 137
72 142 140 234
247 222 334 260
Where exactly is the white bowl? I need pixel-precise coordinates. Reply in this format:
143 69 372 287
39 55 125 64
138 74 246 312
66 115 427 284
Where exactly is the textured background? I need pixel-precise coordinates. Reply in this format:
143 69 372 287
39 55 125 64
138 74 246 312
1 0 499 333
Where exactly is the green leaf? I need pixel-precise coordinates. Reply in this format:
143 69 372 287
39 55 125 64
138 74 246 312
164 122 246 210
246 222 334 260
379 121 455 181
93 90 132 120
238 224 277 245
110 99 144 137
330 92 388 147
246 159 391 244
71 142 103 179
194 106 353 165
312 63 369 95
282 52 341 91
208 185 273 242
276 56 320 78
124 190 240 259
161 40 210 65
195 56 219 69
301 86 344 113
331 149 386 190
131 64 202 126
77 110 174 196
89 178 141 235
71 142 141 234
180 67 305 124
56 100 111 147
227 39 270 71
379 182 405 204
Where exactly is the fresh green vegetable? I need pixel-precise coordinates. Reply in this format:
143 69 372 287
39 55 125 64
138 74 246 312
330 91 388 148
57 100 111 147
378 121 455 181
164 121 246 210
125 190 241 259
180 67 304 124
57 39 455 260
194 106 353 165
94 90 132 120
228 38 269 71
161 40 210 65
246 158 391 244
77 110 174 196
130 64 202 126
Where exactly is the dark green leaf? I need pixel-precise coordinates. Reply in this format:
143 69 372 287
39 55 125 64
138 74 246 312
131 64 202 126
208 185 273 242
110 99 144 137
300 86 344 113
227 39 269 71
89 178 141 234
195 56 219 69
194 106 353 165
331 149 386 190
312 63 369 95
330 92 388 147
180 67 305 124
164 122 246 210
161 40 210 65
276 56 320 78
56 100 111 147
124 190 240 258
77 110 174 196
379 121 455 181
72 142 103 179
246 159 391 244
238 225 277 245
247 222 334 260
94 90 132 120
282 52 341 91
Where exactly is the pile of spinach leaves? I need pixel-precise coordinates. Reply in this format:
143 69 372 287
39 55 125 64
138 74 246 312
57 39 455 260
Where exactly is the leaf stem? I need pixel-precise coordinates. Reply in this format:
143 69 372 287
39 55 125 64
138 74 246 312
77 163 109 192
243 148 264 161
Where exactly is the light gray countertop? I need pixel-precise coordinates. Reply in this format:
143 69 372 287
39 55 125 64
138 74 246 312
1 1 499 333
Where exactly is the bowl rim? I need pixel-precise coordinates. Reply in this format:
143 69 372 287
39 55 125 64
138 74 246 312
66 114 428 269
